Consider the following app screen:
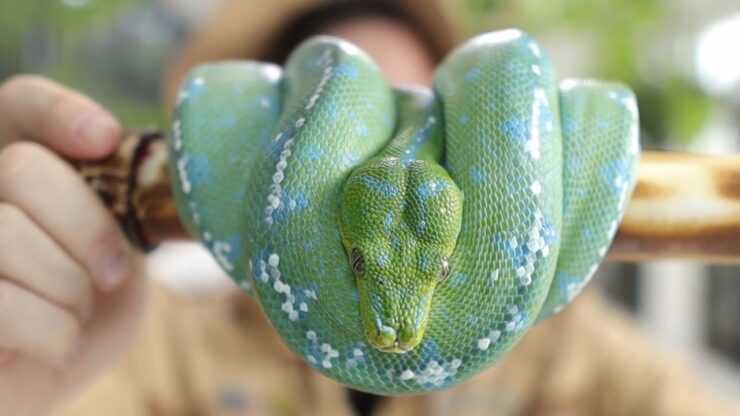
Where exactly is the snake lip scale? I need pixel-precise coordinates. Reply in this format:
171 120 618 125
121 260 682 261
170 29 639 395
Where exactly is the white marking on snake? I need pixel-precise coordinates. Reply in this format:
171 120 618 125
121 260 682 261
609 92 639 155
408 115 438 154
265 51 334 228
320 342 340 369
530 180 542 195
525 88 548 160
514 209 550 287
630 128 639 155
265 138 296 226
260 251 313 320
505 304 525 332
188 201 200 225
608 220 618 237
617 175 631 208
175 90 189 107
470 29 522 47
305 52 334 110
528 42 541 57
177 157 192 194
477 330 501 351
413 357 463 386
306 93 320 110
531 64 541 75
258 260 268 282
213 241 234 272
172 120 183 151
478 338 491 350
304 332 339 369
262 65 282 82
565 264 600 302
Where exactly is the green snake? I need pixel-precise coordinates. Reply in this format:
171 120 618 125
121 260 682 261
169 30 639 395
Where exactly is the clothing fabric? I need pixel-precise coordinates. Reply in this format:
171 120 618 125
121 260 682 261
55 284 736 416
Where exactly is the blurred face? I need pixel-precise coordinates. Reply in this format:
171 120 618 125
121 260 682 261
318 14 436 86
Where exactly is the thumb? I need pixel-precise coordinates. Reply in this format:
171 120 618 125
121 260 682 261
0 75 121 160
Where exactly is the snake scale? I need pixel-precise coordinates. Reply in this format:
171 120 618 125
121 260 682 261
169 29 640 395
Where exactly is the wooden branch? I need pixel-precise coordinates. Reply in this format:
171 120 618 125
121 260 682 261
76 131 740 264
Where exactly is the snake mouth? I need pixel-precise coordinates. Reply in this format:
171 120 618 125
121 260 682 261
367 320 424 353
376 343 411 354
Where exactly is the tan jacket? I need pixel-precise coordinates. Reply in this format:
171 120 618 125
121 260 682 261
55 284 736 416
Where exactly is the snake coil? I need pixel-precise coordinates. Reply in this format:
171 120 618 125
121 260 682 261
170 29 639 395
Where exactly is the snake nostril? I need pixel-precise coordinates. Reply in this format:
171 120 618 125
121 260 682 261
399 327 414 344
373 324 397 348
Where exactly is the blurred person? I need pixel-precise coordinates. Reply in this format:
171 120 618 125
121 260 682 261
0 1 736 415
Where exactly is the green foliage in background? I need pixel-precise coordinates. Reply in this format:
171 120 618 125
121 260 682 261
0 0 715 145
0 0 163 129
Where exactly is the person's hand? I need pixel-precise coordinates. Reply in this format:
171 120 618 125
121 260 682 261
0 75 146 415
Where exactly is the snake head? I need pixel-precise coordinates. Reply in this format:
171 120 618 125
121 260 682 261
339 157 463 353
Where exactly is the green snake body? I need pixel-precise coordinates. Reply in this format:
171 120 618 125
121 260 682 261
169 30 639 395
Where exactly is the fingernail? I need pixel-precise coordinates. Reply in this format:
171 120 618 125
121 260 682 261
73 112 119 150
96 244 132 290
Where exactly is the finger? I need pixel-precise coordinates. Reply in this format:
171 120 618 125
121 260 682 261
0 75 121 159
0 280 80 366
0 203 93 320
0 143 135 291
0 348 11 367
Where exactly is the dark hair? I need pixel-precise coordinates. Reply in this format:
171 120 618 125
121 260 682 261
264 1 444 65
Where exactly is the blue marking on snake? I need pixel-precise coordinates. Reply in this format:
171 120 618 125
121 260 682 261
601 157 632 197
581 228 595 241
378 252 390 267
219 114 236 129
562 114 580 136
465 67 482 81
469 166 486 183
357 174 398 197
500 116 531 145
304 145 325 160
451 273 467 288
336 62 359 80
416 180 449 200
186 155 213 185
384 212 394 232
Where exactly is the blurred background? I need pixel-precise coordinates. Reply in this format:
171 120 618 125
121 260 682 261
0 0 738 403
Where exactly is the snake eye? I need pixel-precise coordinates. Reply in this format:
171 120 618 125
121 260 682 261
439 260 451 281
351 248 365 276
